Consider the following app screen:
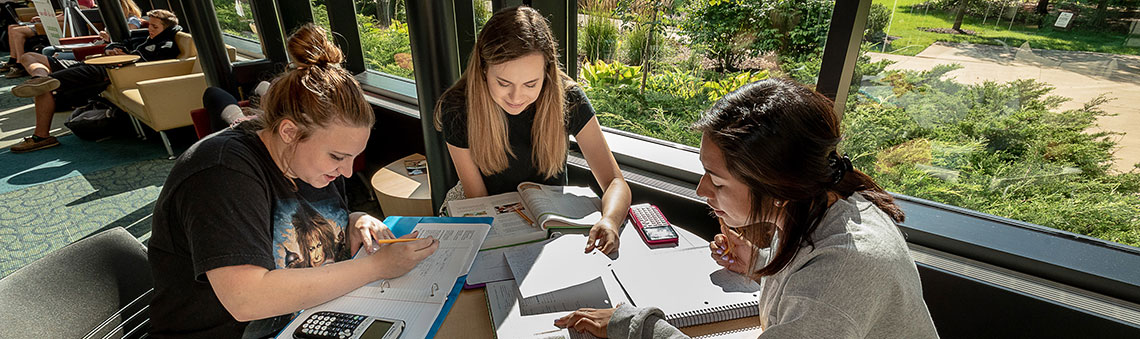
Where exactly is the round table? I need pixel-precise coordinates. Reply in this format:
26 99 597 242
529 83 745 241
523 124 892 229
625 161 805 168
371 153 433 217
84 54 141 67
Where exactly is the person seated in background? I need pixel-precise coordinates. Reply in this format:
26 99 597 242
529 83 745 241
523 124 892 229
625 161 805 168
28 0 143 65
1 0 96 77
556 78 939 338
7 9 179 154
201 80 272 133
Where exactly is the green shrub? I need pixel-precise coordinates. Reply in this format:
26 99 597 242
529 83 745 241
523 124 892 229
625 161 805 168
214 0 257 40
580 15 619 62
843 64 1140 247
314 2 414 79
702 70 770 102
581 60 641 89
621 23 664 66
866 3 891 40
680 0 760 71
648 69 704 100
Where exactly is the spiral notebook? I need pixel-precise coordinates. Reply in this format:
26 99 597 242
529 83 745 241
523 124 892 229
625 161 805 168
611 246 762 328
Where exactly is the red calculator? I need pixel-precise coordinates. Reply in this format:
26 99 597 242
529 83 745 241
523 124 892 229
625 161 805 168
629 203 679 245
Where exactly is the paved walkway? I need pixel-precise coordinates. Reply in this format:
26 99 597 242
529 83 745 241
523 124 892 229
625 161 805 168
869 42 1140 173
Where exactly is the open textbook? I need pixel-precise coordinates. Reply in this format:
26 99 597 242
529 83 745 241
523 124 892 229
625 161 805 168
275 222 490 339
448 182 603 250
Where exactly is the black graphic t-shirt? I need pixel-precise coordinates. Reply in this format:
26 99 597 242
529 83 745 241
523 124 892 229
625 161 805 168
439 85 596 195
148 122 350 338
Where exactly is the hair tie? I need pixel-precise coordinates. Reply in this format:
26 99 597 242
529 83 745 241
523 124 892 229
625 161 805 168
827 152 853 186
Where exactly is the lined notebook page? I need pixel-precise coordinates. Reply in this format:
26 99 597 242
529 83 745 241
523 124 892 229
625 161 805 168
612 247 761 328
345 243 467 303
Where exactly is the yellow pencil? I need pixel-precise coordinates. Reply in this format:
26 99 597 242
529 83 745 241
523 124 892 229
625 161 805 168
719 218 735 257
373 238 421 244
514 209 534 226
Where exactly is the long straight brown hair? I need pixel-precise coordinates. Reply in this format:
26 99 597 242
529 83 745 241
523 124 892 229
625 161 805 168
434 6 571 178
693 78 904 277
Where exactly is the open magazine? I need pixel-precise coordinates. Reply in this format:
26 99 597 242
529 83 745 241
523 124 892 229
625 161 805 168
446 182 603 250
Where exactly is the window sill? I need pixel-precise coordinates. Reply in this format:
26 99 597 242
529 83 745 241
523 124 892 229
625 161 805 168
356 71 418 107
221 34 264 60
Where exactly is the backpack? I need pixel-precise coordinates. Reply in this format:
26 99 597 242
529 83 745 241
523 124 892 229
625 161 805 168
64 98 127 141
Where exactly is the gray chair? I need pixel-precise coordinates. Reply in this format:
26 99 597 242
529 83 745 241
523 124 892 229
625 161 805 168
0 227 153 339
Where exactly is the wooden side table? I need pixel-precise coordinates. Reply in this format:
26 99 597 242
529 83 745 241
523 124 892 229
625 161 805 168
371 153 433 217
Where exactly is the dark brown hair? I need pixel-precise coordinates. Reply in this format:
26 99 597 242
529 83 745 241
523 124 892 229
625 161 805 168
693 78 904 277
146 9 177 27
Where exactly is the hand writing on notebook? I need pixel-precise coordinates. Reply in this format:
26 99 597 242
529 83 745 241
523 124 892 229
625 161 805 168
586 219 620 254
370 231 440 279
711 221 753 274
554 307 614 338
348 212 397 255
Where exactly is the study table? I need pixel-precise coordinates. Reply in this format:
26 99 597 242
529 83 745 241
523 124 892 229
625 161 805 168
434 220 763 338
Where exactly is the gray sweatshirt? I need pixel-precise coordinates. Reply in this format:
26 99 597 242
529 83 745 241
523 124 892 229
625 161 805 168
608 195 938 338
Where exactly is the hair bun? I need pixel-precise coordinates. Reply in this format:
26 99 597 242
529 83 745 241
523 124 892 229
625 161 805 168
287 24 343 69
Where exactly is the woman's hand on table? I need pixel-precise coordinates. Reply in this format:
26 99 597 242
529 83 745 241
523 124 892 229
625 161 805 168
586 219 620 254
555 307 614 338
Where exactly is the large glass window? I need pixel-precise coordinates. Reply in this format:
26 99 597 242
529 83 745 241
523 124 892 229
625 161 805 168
214 0 260 42
322 0 414 80
576 0 835 147
847 0 1140 246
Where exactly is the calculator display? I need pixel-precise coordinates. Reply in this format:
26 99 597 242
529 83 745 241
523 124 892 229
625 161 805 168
359 319 395 339
643 226 678 241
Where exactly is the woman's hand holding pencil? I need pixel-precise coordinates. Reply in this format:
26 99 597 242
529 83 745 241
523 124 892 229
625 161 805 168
710 219 753 275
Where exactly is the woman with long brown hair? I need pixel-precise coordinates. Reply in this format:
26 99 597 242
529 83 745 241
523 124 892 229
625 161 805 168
557 79 938 338
148 24 439 338
435 6 631 254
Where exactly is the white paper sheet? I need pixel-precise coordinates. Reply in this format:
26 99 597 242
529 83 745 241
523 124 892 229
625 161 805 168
467 246 515 285
412 222 490 275
503 234 612 298
487 280 613 339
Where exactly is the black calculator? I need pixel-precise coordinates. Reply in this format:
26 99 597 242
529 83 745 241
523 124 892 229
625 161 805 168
293 311 404 339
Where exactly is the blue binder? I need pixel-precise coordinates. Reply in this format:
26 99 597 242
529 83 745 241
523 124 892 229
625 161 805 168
383 216 494 339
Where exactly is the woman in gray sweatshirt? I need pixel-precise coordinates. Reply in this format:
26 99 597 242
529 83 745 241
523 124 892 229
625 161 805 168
555 78 939 338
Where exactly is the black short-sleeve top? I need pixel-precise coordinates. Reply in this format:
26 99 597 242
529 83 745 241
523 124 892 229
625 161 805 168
439 85 596 195
148 123 352 337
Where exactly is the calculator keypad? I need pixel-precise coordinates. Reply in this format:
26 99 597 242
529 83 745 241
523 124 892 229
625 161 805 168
297 312 365 339
633 206 670 227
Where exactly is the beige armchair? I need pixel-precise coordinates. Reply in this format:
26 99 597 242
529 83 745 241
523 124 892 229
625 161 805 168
103 32 236 158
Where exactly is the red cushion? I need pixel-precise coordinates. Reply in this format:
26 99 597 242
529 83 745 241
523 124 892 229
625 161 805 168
191 100 250 139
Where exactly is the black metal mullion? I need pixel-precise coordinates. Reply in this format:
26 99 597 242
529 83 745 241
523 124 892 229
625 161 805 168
249 0 288 65
178 0 236 95
276 0 314 36
326 0 365 74
816 0 871 117
406 0 462 212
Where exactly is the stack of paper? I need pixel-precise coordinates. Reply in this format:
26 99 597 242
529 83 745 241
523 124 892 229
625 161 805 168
485 234 628 339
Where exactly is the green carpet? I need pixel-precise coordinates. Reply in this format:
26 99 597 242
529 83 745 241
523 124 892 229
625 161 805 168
0 134 170 194
0 158 173 279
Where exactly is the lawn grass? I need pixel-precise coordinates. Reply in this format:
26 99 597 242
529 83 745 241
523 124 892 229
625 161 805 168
872 0 1140 56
